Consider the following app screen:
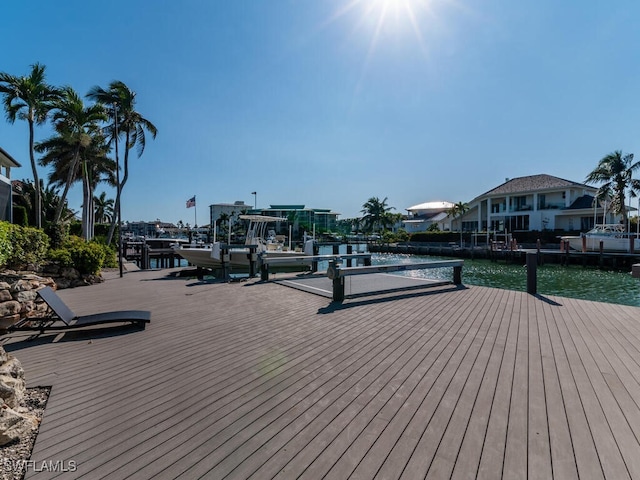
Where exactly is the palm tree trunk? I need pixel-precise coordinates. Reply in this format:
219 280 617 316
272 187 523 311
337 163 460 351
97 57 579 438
28 118 42 228
106 131 129 245
54 147 81 224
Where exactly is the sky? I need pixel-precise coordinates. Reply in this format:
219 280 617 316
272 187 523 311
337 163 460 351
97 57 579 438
2 0 640 225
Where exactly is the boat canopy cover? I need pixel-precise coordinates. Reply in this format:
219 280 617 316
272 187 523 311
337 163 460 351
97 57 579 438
239 214 287 222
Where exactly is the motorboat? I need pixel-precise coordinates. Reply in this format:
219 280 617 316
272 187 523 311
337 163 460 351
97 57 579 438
561 224 640 252
174 215 314 272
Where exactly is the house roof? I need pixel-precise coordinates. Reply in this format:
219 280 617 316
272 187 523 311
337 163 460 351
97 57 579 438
475 174 593 199
406 201 454 212
0 146 20 168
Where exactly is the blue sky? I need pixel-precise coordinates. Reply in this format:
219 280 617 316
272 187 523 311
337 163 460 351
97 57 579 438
2 0 640 225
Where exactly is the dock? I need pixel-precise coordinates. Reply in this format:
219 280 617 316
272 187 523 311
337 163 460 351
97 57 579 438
5 267 640 479
372 243 640 269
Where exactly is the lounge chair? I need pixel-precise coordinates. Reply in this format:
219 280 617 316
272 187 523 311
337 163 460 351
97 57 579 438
8 286 150 334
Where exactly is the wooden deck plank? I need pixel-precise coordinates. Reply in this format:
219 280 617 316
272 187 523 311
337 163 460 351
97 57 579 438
543 295 605 480
246 286 484 480
535 296 580 480
373 288 498 479
476 289 521 479
82 287 439 478
562 297 640 478
527 293 553 480
0 267 635 480
421 283 506 479
448 287 513 480
554 297 631 479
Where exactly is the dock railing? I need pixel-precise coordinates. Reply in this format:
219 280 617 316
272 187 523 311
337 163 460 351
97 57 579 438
260 253 372 280
327 259 464 301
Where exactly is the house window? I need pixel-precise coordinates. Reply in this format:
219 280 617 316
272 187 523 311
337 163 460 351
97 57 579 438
462 221 478 232
505 215 529 231
514 196 527 211
538 194 546 210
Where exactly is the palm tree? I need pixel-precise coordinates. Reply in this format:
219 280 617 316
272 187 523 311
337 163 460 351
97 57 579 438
38 129 116 239
94 191 114 224
361 197 394 233
46 86 107 223
86 81 157 245
0 63 61 228
447 201 470 247
11 179 74 226
586 151 640 230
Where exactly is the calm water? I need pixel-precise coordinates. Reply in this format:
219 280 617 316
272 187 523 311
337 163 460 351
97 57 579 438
372 252 640 307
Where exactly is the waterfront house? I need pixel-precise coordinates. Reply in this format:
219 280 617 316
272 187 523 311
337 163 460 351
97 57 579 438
0 147 20 223
403 201 454 233
454 174 618 233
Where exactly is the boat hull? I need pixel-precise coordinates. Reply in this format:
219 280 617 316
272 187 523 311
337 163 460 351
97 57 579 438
175 246 312 273
563 235 640 253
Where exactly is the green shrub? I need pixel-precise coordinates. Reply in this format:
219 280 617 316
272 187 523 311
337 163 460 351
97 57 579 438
6 224 49 269
0 221 11 267
62 237 106 275
44 222 69 250
68 221 82 237
47 248 74 268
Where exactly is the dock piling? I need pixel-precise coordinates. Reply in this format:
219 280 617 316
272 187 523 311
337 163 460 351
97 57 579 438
526 252 537 294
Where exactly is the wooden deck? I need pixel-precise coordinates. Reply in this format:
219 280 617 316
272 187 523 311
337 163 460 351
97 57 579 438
4 267 640 479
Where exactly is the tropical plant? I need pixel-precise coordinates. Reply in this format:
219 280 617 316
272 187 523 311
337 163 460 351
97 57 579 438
361 196 394 233
47 86 107 223
38 129 116 240
586 151 640 230
86 81 157 245
216 213 231 237
447 201 470 247
94 191 114 224
0 63 62 228
11 179 74 227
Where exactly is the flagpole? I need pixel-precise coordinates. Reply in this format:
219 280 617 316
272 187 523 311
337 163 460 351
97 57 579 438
194 196 197 227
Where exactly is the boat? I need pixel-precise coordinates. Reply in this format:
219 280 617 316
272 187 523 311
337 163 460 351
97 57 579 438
561 224 640 252
174 215 314 272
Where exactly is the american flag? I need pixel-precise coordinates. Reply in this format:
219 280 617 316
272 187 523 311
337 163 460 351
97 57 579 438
186 196 196 208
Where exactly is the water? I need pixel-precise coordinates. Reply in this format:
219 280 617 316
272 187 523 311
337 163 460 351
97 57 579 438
371 252 640 307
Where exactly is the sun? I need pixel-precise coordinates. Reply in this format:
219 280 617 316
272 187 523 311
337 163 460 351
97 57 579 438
324 0 439 58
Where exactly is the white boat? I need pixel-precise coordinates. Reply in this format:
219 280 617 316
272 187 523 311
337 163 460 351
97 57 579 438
562 224 640 252
174 215 313 271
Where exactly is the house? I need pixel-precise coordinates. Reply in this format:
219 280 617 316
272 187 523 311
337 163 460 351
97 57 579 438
0 147 20 223
457 174 614 233
403 201 454 233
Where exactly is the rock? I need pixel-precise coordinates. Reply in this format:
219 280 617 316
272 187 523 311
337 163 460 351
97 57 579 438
0 401 39 446
60 267 80 280
0 346 37 447
0 301 20 318
0 354 25 409
13 290 38 303
0 290 11 302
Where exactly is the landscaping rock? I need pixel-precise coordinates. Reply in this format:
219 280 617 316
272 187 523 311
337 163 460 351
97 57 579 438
0 346 38 447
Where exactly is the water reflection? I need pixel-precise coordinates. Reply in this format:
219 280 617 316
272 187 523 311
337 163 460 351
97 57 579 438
372 253 640 307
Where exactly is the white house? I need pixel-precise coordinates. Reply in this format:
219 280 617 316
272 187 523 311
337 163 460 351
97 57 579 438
403 201 454 233
457 174 616 233
0 147 20 223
